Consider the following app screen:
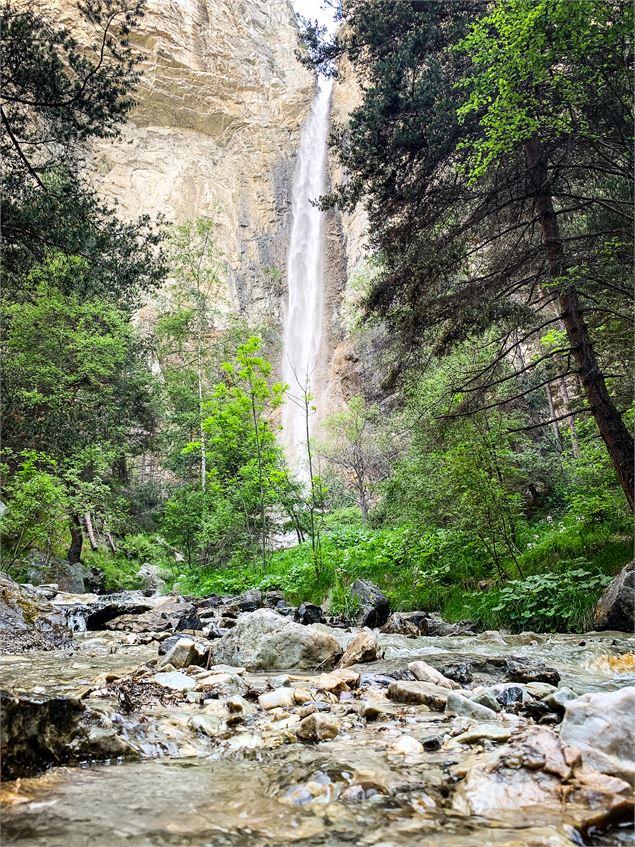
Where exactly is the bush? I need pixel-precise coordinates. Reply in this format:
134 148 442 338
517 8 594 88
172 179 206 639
453 567 612 632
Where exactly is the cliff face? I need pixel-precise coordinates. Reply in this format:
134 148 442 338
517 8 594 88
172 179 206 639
54 0 315 324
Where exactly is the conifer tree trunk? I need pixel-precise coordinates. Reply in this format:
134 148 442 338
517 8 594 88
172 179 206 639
526 138 634 510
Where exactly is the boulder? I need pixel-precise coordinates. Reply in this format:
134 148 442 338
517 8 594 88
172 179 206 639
380 613 419 637
83 566 105 594
103 595 202 633
138 564 166 594
210 608 342 671
387 680 449 711
452 726 633 830
26 552 85 593
594 562 634 632
559 687 635 784
295 603 323 625
0 691 136 779
0 573 73 653
157 636 210 670
349 579 390 628
339 628 380 667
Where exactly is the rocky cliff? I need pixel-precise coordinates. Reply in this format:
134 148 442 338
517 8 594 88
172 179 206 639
54 0 315 325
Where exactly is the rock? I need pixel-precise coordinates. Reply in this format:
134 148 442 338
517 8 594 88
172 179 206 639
0 573 73 653
0 691 136 779
138 564 166 594
387 681 449 711
446 692 498 720
152 671 197 692
542 687 577 714
392 735 424 755
559 687 635 783
103 595 202 633
83 566 105 594
408 660 459 689
504 659 560 686
237 589 263 612
296 713 340 742
361 702 388 720
339 628 380 667
188 714 226 738
26 551 85 593
438 662 473 686
258 688 296 710
452 726 633 830
380 613 419 637
349 579 390 628
210 608 342 671
423 614 477 637
526 682 558 699
491 683 527 708
196 672 247 698
295 603 323 625
157 637 209 670
315 668 359 693
452 724 512 745
469 688 502 713
594 562 634 632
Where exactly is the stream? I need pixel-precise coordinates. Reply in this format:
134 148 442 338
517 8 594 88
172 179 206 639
1 624 634 847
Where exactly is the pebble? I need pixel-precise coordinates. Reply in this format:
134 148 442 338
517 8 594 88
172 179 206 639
259 688 295 711
296 713 340 742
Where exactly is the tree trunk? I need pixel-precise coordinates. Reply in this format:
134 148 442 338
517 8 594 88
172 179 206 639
526 138 634 510
67 513 83 564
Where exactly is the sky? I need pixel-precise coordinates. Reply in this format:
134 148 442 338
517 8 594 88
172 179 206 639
291 0 338 34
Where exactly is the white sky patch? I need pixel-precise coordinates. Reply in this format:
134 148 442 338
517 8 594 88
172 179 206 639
291 0 337 35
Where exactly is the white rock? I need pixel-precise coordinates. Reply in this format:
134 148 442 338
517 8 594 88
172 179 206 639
259 688 296 710
392 735 424 755
408 660 459 689
153 671 196 691
560 687 635 783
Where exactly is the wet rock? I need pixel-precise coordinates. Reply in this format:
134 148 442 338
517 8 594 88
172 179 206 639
422 735 443 751
594 562 634 632
138 564 166 594
339 628 380 667
359 672 399 688
452 724 512 745
559 687 635 783
526 682 558 699
0 691 136 779
424 615 477 637
152 671 197 692
107 595 203 633
504 659 560 686
316 668 359 693
296 713 340 742
469 688 502 713
408 660 459 689
349 579 390 628
392 735 424 755
188 714 226 738
380 613 419 637
452 726 633 830
295 603 323 625
361 702 388 720
491 684 527 708
438 662 473 686
0 573 73 653
524 699 553 721
196 671 247 698
211 608 342 671
542 687 577 714
158 636 210 669
259 688 295 710
387 680 449 711
446 692 497 720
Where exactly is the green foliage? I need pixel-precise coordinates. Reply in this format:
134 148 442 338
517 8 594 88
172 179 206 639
0 452 69 570
456 569 612 633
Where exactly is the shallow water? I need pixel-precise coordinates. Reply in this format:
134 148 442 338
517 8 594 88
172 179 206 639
1 629 634 847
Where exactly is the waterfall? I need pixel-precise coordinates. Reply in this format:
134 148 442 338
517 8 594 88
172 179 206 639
281 76 333 475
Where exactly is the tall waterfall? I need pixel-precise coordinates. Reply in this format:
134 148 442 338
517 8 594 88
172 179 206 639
281 76 333 475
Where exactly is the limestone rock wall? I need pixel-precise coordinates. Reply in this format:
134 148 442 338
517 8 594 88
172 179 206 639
53 0 315 326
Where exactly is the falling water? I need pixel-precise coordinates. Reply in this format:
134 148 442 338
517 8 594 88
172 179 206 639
281 76 333 475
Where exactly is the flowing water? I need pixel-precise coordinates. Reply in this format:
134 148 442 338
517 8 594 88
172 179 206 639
1 629 634 847
280 77 333 475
